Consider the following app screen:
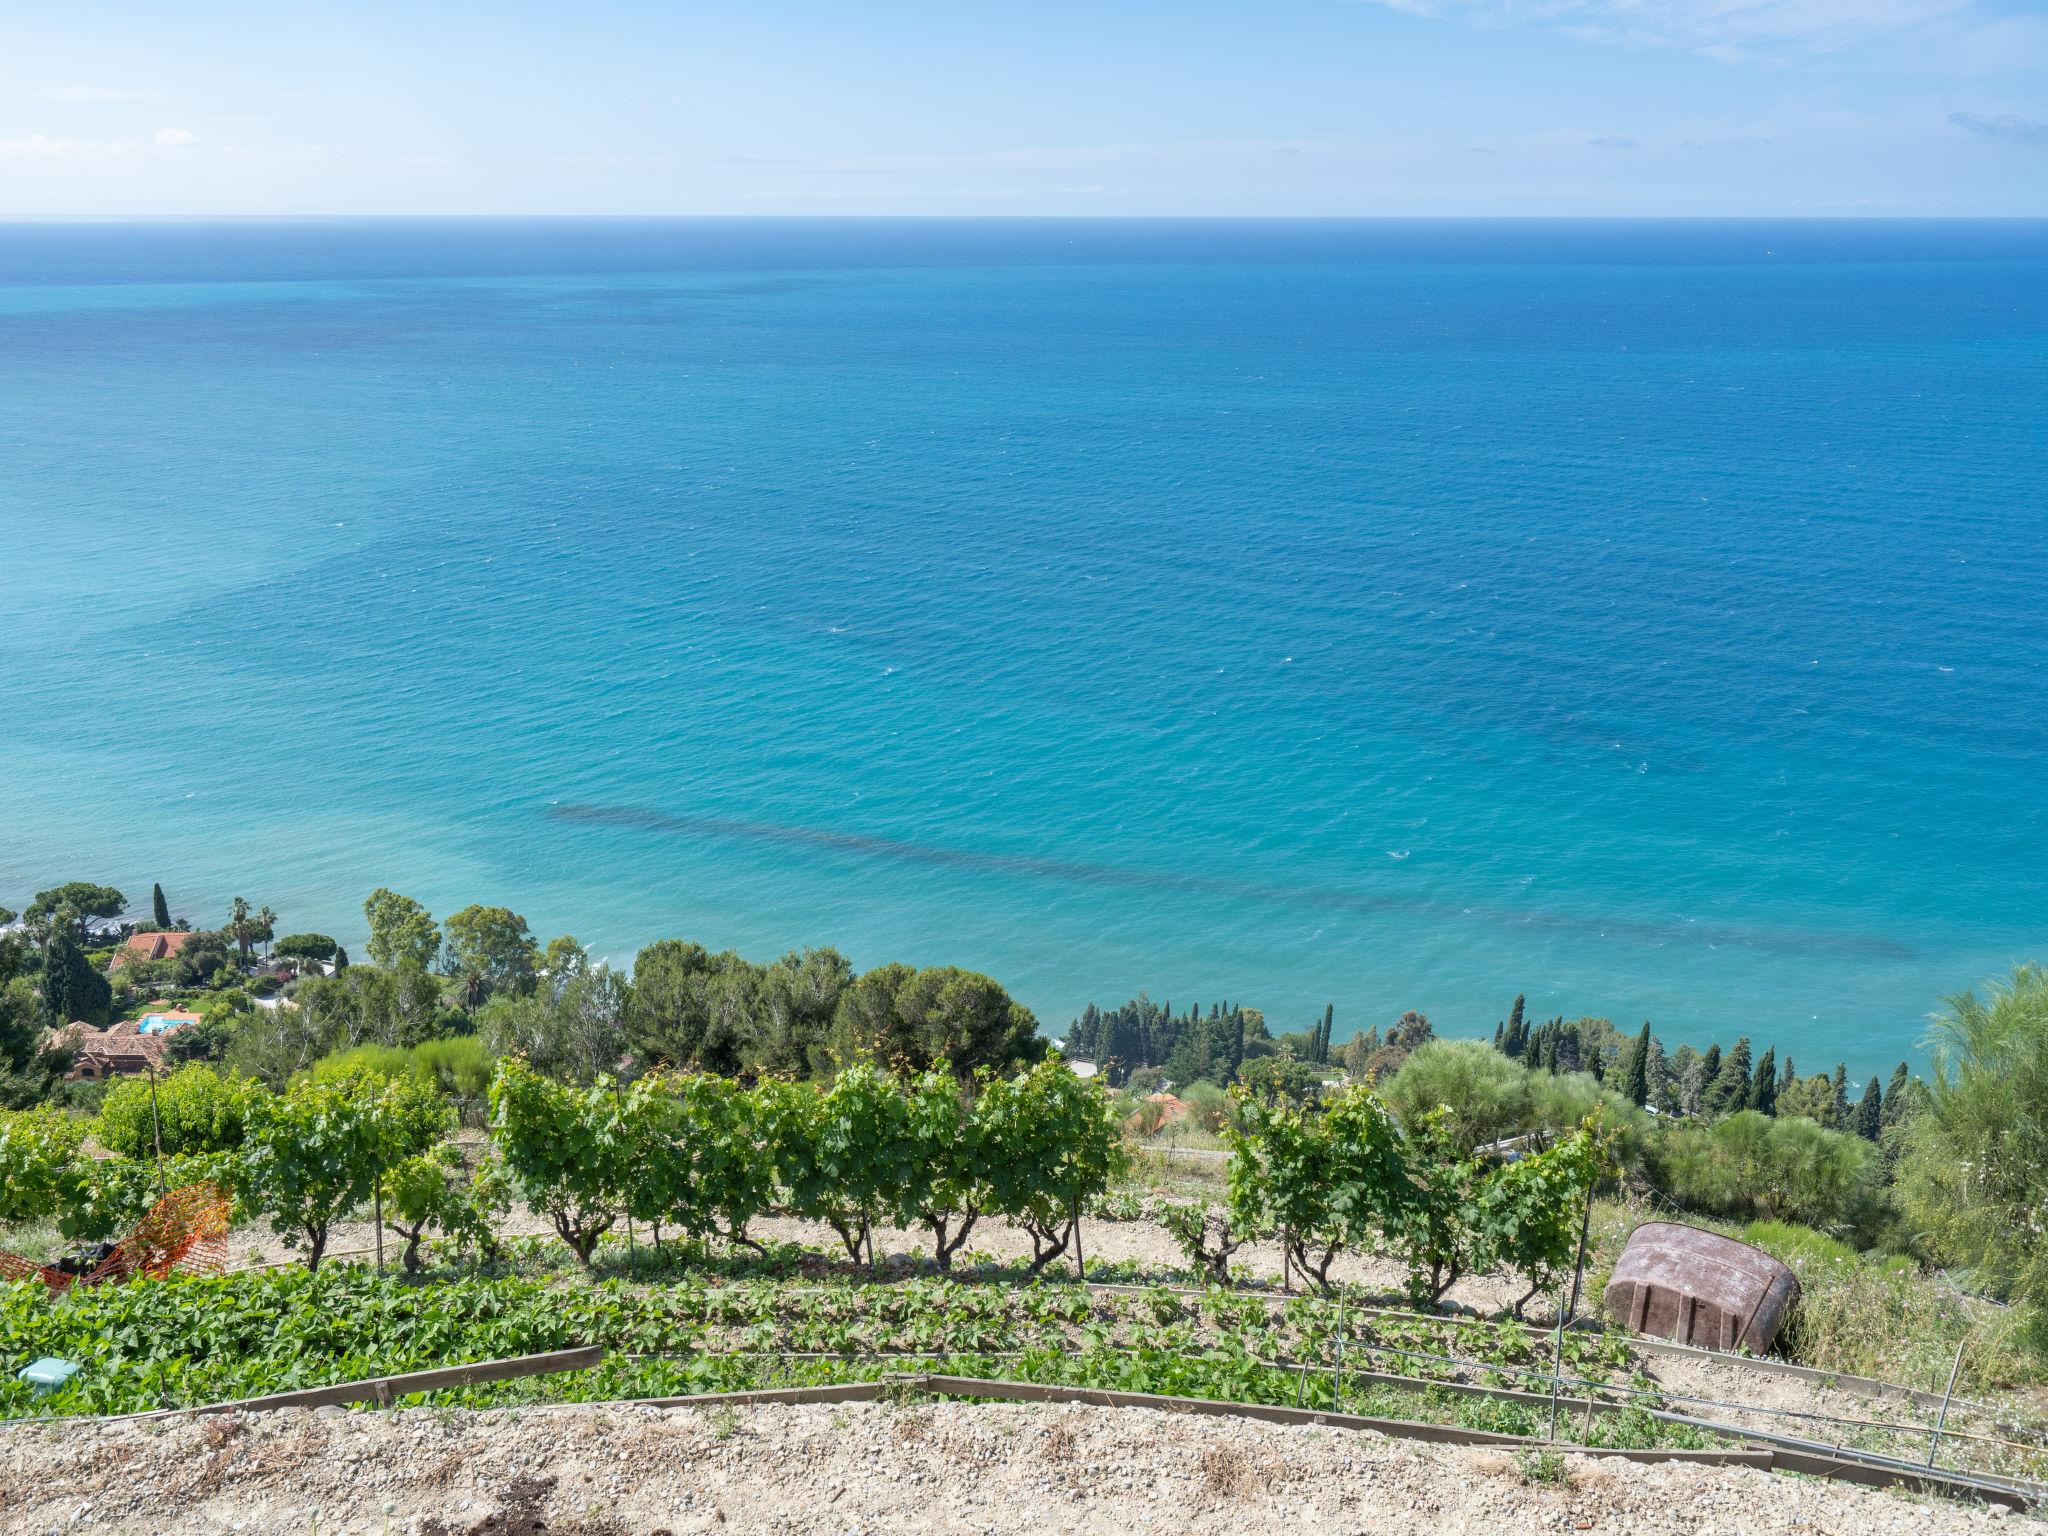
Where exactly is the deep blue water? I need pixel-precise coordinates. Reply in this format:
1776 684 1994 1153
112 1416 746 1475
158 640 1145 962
3 219 2044 1077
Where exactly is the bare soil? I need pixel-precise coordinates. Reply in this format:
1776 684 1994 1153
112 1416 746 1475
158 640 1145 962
0 1400 2018 1536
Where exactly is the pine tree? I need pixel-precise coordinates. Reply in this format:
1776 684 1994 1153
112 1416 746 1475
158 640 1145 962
1621 1021 1651 1106
151 882 171 928
1702 1043 1721 1083
1750 1047 1778 1116
1852 1077 1883 1141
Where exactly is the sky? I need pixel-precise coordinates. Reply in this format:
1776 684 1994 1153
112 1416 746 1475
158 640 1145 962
1 0 2045 216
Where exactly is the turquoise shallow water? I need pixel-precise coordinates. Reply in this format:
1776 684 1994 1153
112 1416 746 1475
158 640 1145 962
2 219 2044 1076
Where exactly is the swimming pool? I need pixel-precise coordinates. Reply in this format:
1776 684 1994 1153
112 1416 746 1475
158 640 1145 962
136 1014 194 1035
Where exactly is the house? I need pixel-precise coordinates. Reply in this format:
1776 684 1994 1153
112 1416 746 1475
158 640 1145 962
109 930 195 971
52 1019 169 1080
50 1004 201 1081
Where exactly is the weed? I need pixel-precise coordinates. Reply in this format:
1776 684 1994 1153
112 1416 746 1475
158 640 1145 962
1517 1449 1572 1487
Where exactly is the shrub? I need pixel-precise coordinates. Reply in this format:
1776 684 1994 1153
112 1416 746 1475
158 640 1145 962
1652 1111 1878 1232
0 1109 84 1225
241 1070 451 1270
1383 1039 1531 1152
1893 964 2048 1310
96 1066 260 1159
488 1059 634 1266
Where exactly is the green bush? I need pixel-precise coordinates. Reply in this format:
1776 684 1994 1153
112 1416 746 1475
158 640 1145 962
1652 1111 1879 1232
1383 1040 1530 1153
96 1065 261 1158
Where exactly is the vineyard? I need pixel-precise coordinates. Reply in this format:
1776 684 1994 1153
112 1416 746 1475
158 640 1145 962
5 1056 2046 1514
2 1058 1610 1311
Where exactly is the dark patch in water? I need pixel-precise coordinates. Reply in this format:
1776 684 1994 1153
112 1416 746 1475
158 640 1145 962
543 803 1915 963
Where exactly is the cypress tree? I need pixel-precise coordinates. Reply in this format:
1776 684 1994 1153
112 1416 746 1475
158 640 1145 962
1320 1003 1335 1065
333 944 349 971
1702 1043 1721 1082
1830 1063 1850 1127
151 882 171 928
1621 1021 1651 1106
1750 1047 1778 1116
1505 994 1526 1057
1882 1061 1911 1126
1710 1037 1752 1115
1779 1054 1796 1096
43 927 112 1026
1852 1077 1883 1141
1494 1021 1506 1051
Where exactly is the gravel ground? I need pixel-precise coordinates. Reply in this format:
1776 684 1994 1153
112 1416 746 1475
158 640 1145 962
0 1400 2025 1536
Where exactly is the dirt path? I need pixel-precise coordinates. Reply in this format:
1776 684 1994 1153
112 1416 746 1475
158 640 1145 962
0 1400 2017 1536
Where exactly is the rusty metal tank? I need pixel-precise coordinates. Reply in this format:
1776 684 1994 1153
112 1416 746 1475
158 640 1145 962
1603 1221 1799 1354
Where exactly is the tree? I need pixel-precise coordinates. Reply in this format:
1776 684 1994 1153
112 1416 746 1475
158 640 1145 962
489 1058 634 1266
1829 1063 1850 1128
1749 1047 1778 1116
766 1062 918 1264
151 883 172 929
362 888 440 972
1851 1077 1883 1141
442 905 539 1009
381 1147 496 1273
224 897 277 961
272 933 339 976
1620 1023 1652 1108
98 1065 261 1157
26 883 126 943
1227 1082 1410 1292
173 930 233 987
1471 1118 1612 1316
0 1108 84 1224
753 947 853 1076
240 1070 449 1270
1895 966 2048 1310
1777 1073 1836 1125
1707 1037 1752 1115
42 926 112 1025
629 941 754 1074
0 980 66 1108
833 964 1042 1080
1383 1039 1529 1153
975 1059 1127 1277
479 965 632 1083
1883 1061 1912 1127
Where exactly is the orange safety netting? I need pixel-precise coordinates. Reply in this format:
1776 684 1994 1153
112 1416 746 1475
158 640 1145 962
0 1182 231 1292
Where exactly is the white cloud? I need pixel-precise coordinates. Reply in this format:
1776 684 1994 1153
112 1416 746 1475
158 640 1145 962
1361 0 2045 69
31 85 162 103
0 126 199 160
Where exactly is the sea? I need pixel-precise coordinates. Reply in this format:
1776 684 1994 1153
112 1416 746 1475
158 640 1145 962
2 218 2043 1079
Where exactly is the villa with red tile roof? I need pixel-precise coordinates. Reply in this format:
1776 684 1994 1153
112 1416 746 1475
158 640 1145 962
109 930 196 971
48 1003 202 1080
